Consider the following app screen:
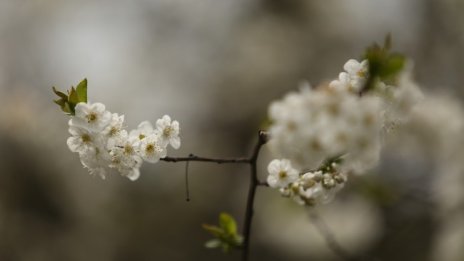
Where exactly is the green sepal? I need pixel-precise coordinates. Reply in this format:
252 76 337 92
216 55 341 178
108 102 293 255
52 86 68 99
260 117 273 130
76 78 87 103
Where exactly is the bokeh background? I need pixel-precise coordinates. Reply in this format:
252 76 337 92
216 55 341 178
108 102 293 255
1 0 464 260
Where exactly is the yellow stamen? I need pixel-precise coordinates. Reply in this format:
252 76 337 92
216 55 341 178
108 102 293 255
163 127 172 137
146 144 155 154
87 113 97 123
81 134 91 143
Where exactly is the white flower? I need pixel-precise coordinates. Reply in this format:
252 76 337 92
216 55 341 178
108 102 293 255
119 168 141 181
329 72 352 93
294 170 348 205
344 59 368 91
265 57 422 206
129 121 156 140
268 85 383 173
381 62 423 125
329 59 368 93
108 131 143 180
67 124 99 153
70 102 112 132
156 115 181 149
139 133 167 163
267 159 299 188
299 182 325 204
79 147 110 179
344 59 368 78
102 113 125 138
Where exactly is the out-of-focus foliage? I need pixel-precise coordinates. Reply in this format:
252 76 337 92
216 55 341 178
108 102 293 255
203 212 243 253
362 35 406 93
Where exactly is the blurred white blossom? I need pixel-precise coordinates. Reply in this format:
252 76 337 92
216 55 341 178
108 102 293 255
267 58 422 206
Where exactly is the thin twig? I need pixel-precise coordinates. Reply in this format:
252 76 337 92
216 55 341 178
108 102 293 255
308 210 354 261
185 154 192 202
161 155 250 164
159 131 269 261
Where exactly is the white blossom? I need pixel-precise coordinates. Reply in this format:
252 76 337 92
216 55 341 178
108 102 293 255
129 121 156 141
267 159 299 188
329 59 368 93
108 131 143 180
268 85 383 173
156 115 181 149
67 124 99 153
78 146 110 179
70 102 112 132
379 62 423 126
329 72 352 93
64 101 181 180
139 133 167 163
266 57 421 206
102 113 125 138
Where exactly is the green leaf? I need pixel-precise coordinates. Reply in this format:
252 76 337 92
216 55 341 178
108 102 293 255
205 239 221 249
53 98 65 107
52 79 89 115
202 212 243 254
380 54 405 80
219 212 237 235
360 35 406 93
68 87 79 105
52 86 68 99
202 224 224 238
76 78 87 103
63 102 72 114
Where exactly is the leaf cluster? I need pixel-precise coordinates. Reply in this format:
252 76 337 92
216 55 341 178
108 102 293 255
361 34 406 93
202 212 243 253
52 78 88 115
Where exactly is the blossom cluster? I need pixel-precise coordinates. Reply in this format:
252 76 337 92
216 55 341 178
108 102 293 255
66 102 180 180
267 159 347 206
266 58 422 205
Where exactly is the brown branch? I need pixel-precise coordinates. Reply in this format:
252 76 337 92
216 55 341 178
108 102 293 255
160 131 269 261
161 155 250 164
241 131 269 261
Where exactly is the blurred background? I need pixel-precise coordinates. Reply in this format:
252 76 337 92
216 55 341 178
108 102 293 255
1 0 464 260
